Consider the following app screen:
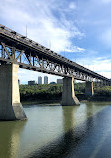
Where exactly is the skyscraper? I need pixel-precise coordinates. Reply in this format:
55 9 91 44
44 76 48 84
38 76 42 84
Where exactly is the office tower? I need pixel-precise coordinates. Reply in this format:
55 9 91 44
44 76 48 84
38 76 42 84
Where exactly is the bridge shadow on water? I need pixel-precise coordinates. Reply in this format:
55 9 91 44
26 104 111 158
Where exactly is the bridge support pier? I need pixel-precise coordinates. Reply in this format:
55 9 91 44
85 81 94 96
0 64 27 121
61 77 80 106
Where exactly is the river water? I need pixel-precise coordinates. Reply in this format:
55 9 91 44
0 101 111 158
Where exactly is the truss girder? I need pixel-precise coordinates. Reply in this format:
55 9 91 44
0 42 110 85
0 24 111 84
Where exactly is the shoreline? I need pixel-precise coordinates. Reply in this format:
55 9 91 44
22 99 61 105
21 95 111 105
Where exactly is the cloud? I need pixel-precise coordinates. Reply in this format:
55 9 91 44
65 46 85 53
75 55 111 79
69 2 76 10
0 0 84 53
101 0 111 3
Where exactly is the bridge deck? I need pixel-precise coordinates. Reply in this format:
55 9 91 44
0 24 110 83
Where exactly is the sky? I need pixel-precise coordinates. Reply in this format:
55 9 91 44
1 0 111 84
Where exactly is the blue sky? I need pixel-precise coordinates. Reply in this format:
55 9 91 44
1 0 111 83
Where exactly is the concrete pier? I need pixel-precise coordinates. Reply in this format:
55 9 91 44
85 81 94 96
62 77 80 106
0 64 27 120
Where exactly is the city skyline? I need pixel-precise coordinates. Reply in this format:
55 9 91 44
27 76 62 85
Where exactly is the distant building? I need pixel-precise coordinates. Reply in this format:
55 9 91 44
38 76 42 84
44 76 48 84
50 82 56 84
57 79 63 84
28 80 37 85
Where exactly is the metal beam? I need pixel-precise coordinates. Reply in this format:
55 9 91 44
15 50 24 61
0 24 110 83
1 42 12 60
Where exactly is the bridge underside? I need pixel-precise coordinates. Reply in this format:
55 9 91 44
0 63 27 120
0 63 108 121
0 24 111 120
0 63 95 121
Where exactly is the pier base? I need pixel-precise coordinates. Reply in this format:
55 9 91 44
0 64 27 120
85 81 94 96
62 77 80 106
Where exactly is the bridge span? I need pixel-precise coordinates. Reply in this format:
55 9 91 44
0 24 110 120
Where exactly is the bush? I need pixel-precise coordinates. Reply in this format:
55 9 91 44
94 86 111 96
20 84 62 101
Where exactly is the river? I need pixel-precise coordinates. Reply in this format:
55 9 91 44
0 101 111 158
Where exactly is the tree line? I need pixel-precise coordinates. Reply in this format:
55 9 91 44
19 83 111 101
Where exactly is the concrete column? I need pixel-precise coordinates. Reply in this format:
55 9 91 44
0 64 27 120
85 81 94 96
61 77 80 106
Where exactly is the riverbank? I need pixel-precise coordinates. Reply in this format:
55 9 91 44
77 94 111 102
89 95 111 101
20 85 111 104
22 99 61 105
22 95 111 106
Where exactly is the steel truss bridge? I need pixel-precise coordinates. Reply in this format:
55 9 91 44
0 24 110 85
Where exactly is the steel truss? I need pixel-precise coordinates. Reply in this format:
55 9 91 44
0 24 111 85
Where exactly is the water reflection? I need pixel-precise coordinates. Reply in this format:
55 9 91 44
0 102 111 158
62 106 75 133
0 121 26 158
27 105 97 158
26 103 111 158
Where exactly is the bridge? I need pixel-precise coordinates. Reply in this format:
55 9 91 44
0 24 110 120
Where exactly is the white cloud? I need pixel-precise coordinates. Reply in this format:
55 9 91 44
76 56 111 79
65 46 85 53
69 2 76 10
0 0 84 53
101 0 111 3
